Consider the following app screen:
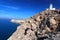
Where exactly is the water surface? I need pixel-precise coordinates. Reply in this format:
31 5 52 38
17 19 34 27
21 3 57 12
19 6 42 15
0 18 19 40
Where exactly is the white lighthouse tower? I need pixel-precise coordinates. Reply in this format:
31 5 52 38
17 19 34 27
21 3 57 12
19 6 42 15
47 4 56 10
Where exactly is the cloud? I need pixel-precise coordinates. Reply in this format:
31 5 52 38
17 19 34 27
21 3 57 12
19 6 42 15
5 5 19 10
0 4 19 10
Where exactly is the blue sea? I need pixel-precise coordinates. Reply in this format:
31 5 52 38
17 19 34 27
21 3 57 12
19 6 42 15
0 18 19 40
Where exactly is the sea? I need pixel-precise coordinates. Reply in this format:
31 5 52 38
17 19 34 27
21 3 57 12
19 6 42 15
0 18 19 40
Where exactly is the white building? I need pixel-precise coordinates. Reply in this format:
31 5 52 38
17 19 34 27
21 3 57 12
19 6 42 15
47 4 56 10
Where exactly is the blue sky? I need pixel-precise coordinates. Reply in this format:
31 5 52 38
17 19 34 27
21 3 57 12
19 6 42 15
0 0 60 19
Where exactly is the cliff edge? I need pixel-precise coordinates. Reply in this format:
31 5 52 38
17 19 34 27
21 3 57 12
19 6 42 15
8 10 60 40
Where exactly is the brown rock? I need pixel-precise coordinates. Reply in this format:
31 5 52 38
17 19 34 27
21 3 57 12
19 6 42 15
8 10 60 40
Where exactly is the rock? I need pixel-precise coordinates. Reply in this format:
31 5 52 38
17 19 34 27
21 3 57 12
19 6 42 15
50 17 57 25
8 10 60 40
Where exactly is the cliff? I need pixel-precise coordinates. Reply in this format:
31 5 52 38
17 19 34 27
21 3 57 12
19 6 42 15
8 10 60 40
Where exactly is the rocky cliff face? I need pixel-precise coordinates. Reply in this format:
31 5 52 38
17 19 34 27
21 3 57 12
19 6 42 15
8 10 60 40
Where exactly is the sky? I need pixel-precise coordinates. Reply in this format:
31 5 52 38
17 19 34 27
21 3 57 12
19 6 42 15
0 0 60 19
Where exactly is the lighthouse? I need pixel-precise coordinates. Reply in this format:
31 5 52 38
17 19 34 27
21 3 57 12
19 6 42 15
47 4 56 10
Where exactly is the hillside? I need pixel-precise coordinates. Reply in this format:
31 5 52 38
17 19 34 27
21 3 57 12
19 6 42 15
8 10 60 40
